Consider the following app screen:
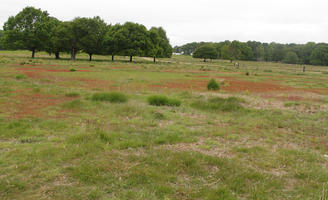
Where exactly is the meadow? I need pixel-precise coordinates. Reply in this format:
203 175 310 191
0 51 327 200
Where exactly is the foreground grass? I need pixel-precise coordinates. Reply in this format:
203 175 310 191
0 51 327 199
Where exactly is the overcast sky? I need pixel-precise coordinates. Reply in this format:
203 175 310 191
1 0 327 46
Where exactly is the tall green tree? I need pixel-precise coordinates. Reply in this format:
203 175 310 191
79 16 108 61
0 30 4 50
44 18 68 59
310 44 328 66
147 27 172 62
193 44 218 62
67 18 90 61
2 7 53 58
119 22 149 62
104 24 122 61
283 51 299 64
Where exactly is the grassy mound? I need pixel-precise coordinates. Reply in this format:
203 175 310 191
192 96 244 112
148 95 181 107
91 92 128 103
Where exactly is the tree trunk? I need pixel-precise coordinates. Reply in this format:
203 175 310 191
55 52 60 59
32 50 35 58
130 56 133 62
71 48 75 61
112 55 114 61
153 57 156 63
89 53 92 61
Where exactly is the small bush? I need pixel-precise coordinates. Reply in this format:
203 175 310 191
207 79 220 90
91 92 128 103
245 71 250 76
148 95 181 107
16 74 26 80
191 97 244 112
70 68 76 72
65 92 80 97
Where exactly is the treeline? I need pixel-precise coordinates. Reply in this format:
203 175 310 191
174 41 328 66
0 7 172 61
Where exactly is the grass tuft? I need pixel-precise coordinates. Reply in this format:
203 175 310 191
65 92 80 97
148 95 181 107
91 92 128 103
15 74 26 80
207 79 220 90
192 96 245 112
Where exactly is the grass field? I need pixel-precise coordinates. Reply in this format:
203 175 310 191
0 51 327 200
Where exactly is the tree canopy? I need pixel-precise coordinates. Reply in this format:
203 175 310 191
2 7 54 58
2 7 173 61
175 40 328 66
192 44 218 62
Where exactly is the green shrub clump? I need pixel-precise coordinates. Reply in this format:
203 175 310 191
16 74 26 80
65 92 80 97
91 92 128 103
207 79 220 90
70 68 76 72
148 95 181 107
192 97 244 112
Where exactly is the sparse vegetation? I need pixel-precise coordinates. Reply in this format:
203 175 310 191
0 51 327 199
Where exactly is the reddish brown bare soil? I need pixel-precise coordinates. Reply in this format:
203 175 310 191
150 80 208 91
4 93 75 119
16 67 93 73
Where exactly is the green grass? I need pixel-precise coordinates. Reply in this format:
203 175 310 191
191 96 245 112
0 51 327 199
91 92 128 103
148 95 181 106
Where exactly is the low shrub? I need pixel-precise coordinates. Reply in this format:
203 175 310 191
16 74 26 80
91 92 128 103
192 97 244 112
65 92 80 97
70 68 76 72
148 95 181 107
207 79 220 90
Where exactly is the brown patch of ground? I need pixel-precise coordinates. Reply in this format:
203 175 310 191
16 67 93 73
150 80 208 91
4 92 75 119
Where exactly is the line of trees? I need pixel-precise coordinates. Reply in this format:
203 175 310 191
175 41 328 66
0 7 173 62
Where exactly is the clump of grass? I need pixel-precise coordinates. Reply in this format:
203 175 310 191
148 95 181 107
284 101 301 107
192 96 245 112
322 71 328 74
65 92 80 97
70 68 76 72
245 71 250 76
207 79 220 90
63 99 84 109
19 61 26 65
16 74 26 80
91 92 128 103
